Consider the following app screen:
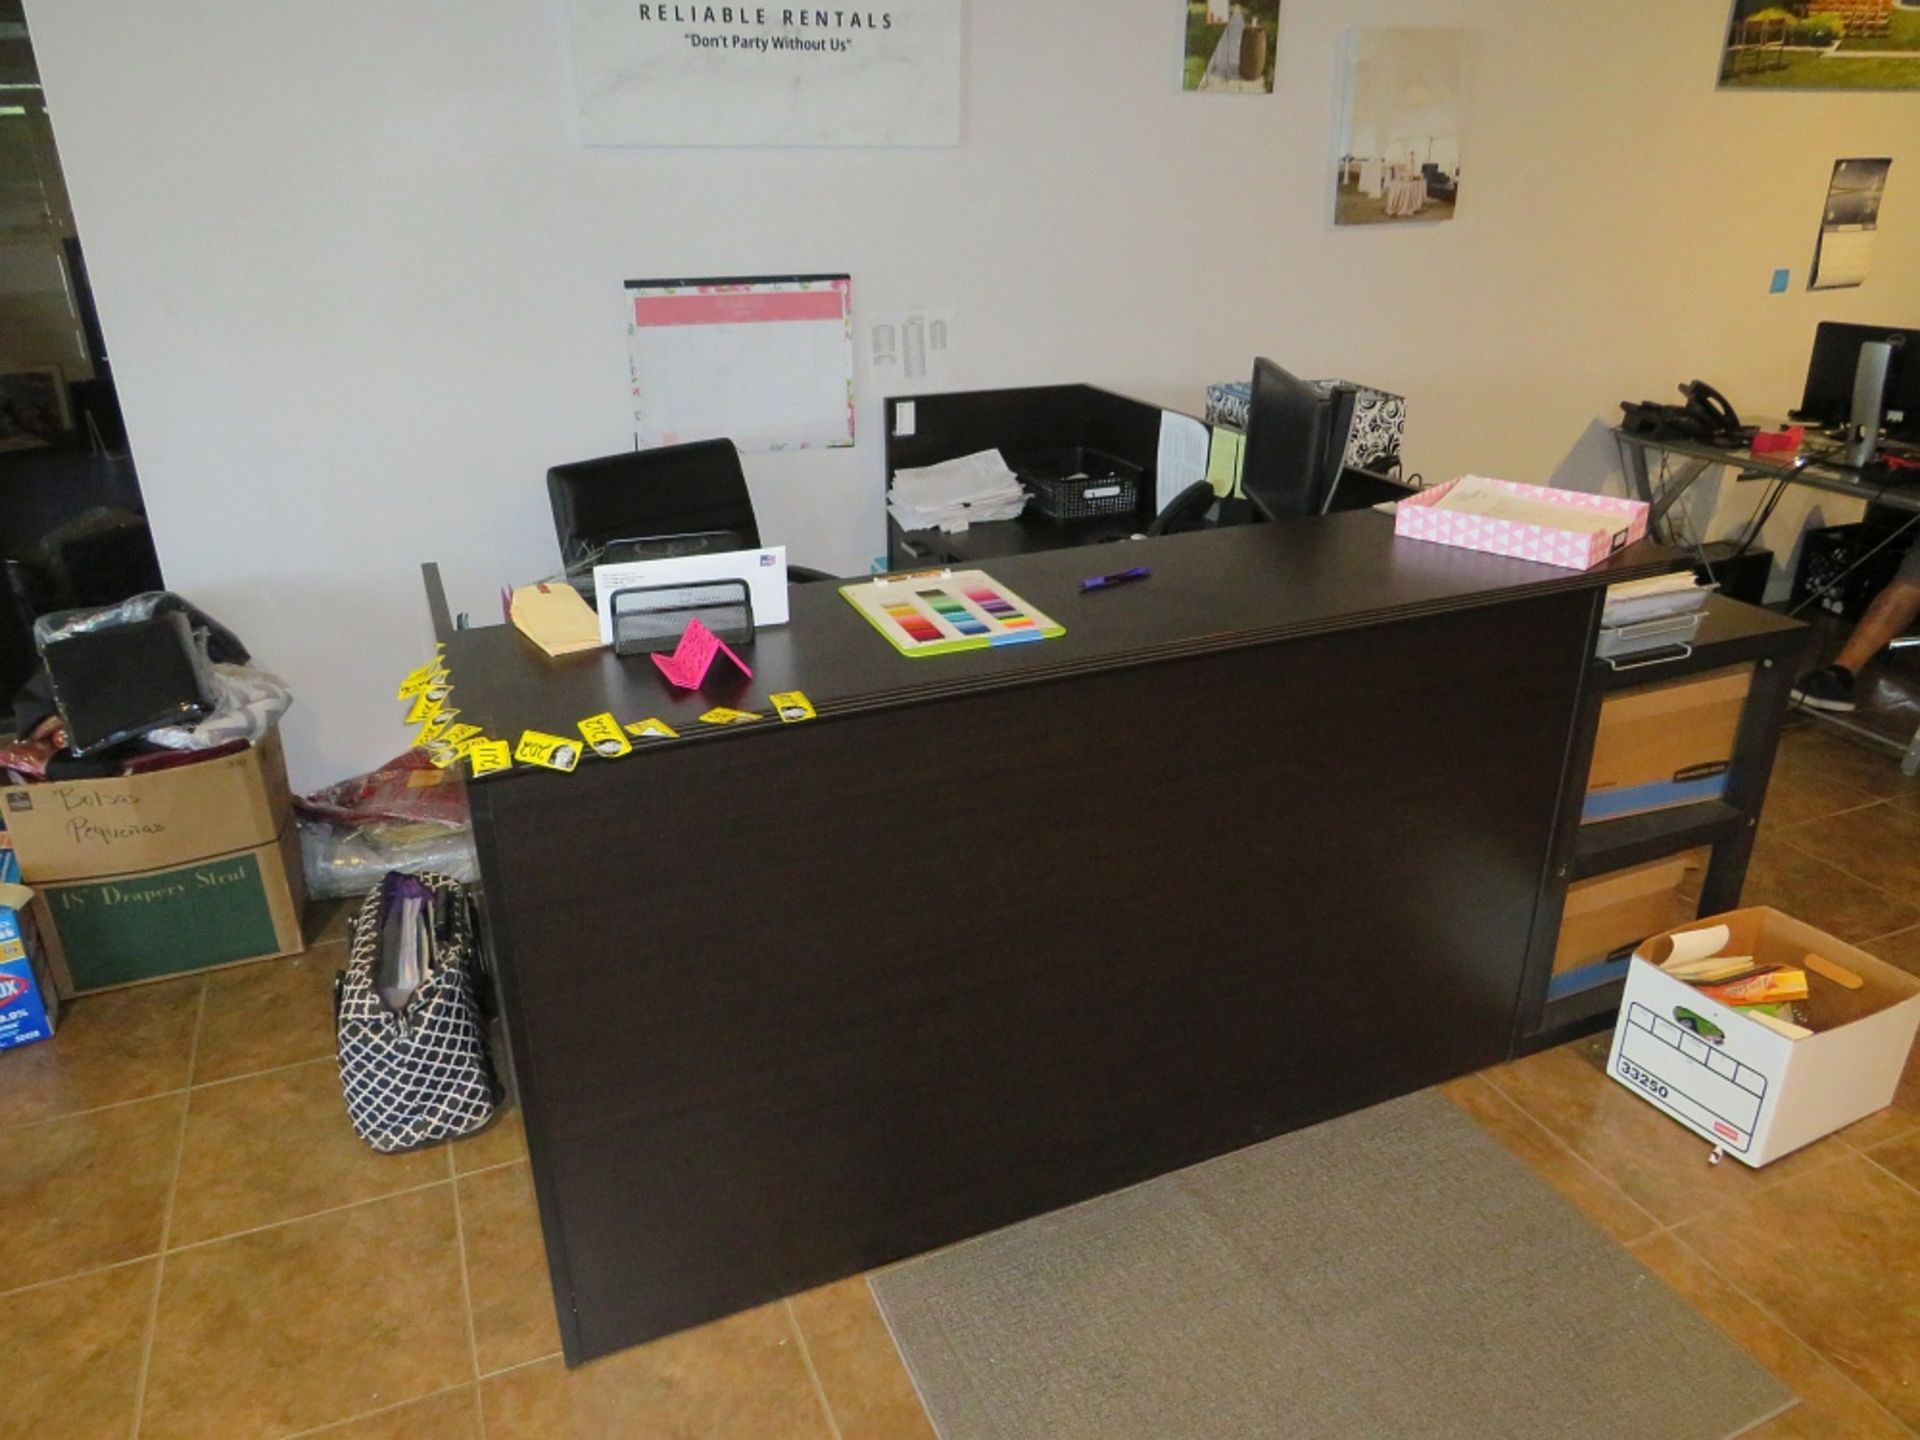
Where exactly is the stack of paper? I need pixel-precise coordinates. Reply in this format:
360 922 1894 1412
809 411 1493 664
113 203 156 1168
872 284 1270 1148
1430 476 1615 538
1603 572 1710 627
888 451 1027 534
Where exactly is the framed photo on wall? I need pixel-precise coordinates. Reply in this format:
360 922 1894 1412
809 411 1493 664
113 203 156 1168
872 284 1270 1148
1332 28 1469 227
1183 1 1281 94
1720 0 1920 91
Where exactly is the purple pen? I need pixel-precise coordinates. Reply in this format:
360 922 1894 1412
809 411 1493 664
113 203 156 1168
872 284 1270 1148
1080 566 1152 592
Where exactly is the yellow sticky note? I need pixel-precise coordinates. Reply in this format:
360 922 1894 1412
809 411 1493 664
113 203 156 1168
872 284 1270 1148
425 741 463 770
405 691 446 728
1206 426 1244 500
625 718 680 740
578 712 632 760
468 739 512 777
514 730 581 772
769 691 816 723
396 657 447 700
441 723 482 750
698 707 761 726
414 708 460 749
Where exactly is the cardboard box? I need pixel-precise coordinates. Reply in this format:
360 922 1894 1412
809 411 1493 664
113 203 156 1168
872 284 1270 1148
1394 476 1649 571
0 832 59 1051
31 824 306 995
1608 907 1920 1166
1552 849 1708 995
0 729 291 885
1584 666 1751 822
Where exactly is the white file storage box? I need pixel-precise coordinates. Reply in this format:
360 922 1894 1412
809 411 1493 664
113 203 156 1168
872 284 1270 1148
1607 908 1920 1166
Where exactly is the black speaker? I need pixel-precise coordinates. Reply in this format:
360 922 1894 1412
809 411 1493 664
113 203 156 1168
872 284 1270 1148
1692 541 1773 606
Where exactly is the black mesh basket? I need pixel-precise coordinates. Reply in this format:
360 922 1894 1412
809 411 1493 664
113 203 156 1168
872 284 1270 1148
1008 446 1143 522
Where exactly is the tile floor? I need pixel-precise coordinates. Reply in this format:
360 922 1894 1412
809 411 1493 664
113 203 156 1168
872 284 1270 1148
4 722 1920 1438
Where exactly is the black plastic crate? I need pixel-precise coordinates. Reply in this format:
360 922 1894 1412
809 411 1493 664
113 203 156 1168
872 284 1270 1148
1792 522 1913 620
1007 445 1143 522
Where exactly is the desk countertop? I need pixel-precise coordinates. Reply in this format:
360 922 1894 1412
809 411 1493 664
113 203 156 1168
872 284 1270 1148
434 512 1678 763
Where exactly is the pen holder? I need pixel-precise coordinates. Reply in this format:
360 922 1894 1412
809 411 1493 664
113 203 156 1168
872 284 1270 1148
609 580 753 657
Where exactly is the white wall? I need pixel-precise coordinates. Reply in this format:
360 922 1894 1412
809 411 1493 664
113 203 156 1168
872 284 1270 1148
24 0 1920 788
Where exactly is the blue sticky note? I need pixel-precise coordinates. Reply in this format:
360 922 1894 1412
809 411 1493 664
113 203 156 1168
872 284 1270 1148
1769 268 1790 294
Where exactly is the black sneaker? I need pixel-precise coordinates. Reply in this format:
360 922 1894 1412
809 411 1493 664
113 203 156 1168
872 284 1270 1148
1791 665 1857 712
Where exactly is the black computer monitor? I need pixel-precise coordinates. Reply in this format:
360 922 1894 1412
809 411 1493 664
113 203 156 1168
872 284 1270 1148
1241 359 1350 520
1794 322 1920 438
1324 466 1420 513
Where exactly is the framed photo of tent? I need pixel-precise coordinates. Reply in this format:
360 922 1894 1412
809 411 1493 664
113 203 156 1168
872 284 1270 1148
1331 27 1469 227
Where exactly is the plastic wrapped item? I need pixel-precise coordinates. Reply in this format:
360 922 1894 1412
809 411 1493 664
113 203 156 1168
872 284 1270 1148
147 665 293 751
299 816 478 900
31 590 248 665
36 608 214 756
298 753 475 899
297 751 469 830
28 591 250 758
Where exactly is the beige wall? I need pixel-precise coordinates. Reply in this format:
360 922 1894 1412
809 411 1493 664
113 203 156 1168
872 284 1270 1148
24 0 1920 786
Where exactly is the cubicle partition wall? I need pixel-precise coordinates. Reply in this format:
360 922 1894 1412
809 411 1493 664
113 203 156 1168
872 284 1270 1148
884 384 1169 478
883 385 1199 566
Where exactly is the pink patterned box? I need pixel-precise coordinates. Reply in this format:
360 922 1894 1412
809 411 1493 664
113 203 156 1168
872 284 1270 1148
1394 477 1649 571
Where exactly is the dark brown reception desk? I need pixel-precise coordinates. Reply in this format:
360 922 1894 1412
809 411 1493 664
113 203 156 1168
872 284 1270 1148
425 512 1676 1365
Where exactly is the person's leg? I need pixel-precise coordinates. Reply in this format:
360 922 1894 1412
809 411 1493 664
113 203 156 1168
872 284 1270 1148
1835 578 1920 673
1794 541 1920 711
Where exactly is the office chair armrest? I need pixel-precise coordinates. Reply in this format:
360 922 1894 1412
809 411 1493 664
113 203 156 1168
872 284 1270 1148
789 565 839 584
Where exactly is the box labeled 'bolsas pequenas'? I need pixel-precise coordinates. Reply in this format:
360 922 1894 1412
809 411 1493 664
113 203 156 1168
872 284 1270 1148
2 731 304 995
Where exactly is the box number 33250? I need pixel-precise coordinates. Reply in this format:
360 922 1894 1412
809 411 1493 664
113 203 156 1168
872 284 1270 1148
1617 1057 1670 1101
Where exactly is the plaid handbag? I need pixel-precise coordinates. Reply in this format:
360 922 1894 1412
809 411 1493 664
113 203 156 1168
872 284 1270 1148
335 871 497 1153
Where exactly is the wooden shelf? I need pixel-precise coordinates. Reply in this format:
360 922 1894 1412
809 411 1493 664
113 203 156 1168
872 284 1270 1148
1572 801 1747 879
1516 593 1807 1047
1546 957 1632 1002
1541 975 1632 1033
1589 602 1808 694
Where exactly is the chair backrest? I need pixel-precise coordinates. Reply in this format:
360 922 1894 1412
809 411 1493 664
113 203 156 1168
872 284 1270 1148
1147 479 1218 538
546 439 761 571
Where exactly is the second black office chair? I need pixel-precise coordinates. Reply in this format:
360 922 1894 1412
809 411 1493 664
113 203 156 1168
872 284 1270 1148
546 439 835 581
1147 480 1218 537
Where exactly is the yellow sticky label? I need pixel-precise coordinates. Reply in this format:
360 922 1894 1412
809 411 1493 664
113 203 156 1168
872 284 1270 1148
426 742 462 770
468 739 512 777
769 691 816 723
698 707 761 726
414 708 459 748
578 712 632 760
405 691 445 728
625 717 680 740
396 658 446 700
515 730 582 772
441 723 482 750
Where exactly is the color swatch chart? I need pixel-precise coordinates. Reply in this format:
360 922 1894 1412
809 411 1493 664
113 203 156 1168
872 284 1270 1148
841 570 1064 658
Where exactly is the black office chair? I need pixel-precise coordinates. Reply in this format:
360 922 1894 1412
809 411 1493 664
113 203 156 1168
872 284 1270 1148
546 439 835 581
1146 480 1218 537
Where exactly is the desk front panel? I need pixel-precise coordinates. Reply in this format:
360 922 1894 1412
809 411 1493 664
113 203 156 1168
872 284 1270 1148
472 587 1594 1362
